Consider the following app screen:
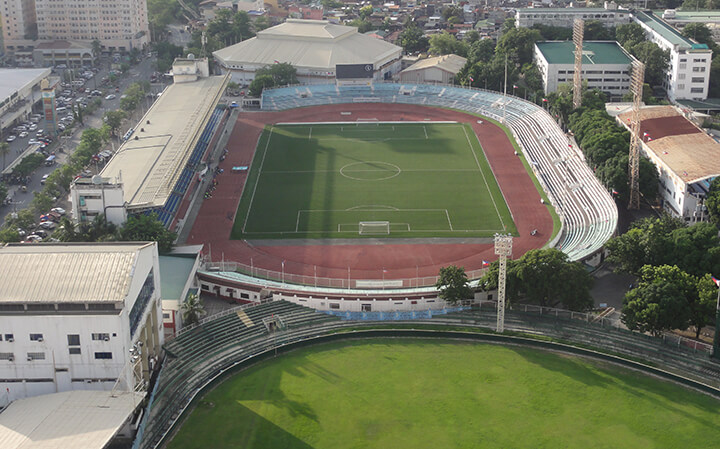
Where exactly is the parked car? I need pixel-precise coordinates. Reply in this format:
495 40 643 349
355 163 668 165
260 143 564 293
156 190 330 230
31 229 48 238
51 207 66 215
36 130 44 137
105 94 116 100
40 174 49 184
19 131 28 138
5 135 16 142
28 124 37 131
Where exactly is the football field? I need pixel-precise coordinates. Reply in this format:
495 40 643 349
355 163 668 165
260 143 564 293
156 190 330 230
232 122 516 239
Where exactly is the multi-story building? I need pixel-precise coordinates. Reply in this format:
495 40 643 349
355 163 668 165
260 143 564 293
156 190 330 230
534 41 635 96
0 242 164 401
632 10 712 101
3 0 149 62
515 6 631 29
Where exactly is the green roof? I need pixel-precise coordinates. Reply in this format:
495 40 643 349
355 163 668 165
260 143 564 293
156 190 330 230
517 8 623 13
159 255 197 300
633 10 697 49
652 9 720 20
536 41 633 65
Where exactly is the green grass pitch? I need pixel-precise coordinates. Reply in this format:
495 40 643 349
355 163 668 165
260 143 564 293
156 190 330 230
232 122 516 239
167 339 720 449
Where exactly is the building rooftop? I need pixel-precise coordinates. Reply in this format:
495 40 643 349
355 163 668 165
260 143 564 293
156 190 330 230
633 10 708 50
535 41 633 65
516 7 625 13
0 242 153 304
401 54 467 74
159 254 197 300
99 75 227 209
653 9 720 20
618 106 720 183
213 19 402 70
0 68 51 103
35 40 92 50
0 390 142 449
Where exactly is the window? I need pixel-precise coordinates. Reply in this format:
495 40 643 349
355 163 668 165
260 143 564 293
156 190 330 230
94 352 112 359
129 270 155 336
91 333 110 341
679 63 687 69
0 353 14 361
27 352 45 360
69 348 81 355
679 74 686 80
3 334 13 342
329 303 340 310
690 87 704 93
162 313 170 319
29 333 43 341
692 77 704 83
67 334 80 346
678 84 685 90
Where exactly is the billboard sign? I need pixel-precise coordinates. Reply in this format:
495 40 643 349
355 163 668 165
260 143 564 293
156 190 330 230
336 63 374 79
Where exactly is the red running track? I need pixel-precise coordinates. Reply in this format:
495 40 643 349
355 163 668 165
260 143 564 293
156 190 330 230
186 104 553 281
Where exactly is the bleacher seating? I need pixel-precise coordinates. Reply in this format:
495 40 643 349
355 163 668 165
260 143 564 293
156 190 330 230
139 300 339 449
262 83 618 261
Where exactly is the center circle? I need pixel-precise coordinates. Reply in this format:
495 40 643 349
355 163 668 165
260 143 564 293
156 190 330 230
339 161 401 181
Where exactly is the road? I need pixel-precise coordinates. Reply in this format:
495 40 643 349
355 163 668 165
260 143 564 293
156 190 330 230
167 24 192 48
0 55 162 226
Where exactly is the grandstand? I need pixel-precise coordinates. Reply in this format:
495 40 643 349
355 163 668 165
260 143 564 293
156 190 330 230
136 300 720 449
261 83 617 261
70 72 230 229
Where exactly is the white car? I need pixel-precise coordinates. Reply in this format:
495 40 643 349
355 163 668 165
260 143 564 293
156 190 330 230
28 124 37 131
51 207 66 215
6 135 16 142
39 221 57 230
105 94 116 100
28 139 39 145
19 131 28 138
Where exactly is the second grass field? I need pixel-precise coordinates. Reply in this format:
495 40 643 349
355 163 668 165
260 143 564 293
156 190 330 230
232 122 516 239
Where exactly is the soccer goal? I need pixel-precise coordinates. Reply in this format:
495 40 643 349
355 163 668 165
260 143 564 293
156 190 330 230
358 221 390 235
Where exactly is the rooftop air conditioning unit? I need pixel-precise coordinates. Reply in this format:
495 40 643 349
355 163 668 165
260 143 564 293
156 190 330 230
8 355 14 362
7 338 14 343
37 337 43 342
27 356 33 361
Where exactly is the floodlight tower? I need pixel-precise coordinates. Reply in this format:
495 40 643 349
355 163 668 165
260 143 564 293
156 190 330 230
572 19 584 110
494 234 513 333
628 60 645 210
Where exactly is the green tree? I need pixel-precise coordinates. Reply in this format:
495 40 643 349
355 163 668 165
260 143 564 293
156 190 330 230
627 41 670 86
0 142 9 170
255 62 298 86
706 177 720 226
583 20 614 40
465 30 480 44
691 274 718 338
429 32 468 57
359 5 373 20
681 23 715 49
435 265 473 305
181 292 206 326
254 15 270 32
467 38 495 65
91 39 102 61
120 213 176 253
349 18 374 33
622 265 694 335
398 22 429 53
0 227 20 243
0 182 7 203
495 25 542 65
248 74 275 97
616 23 646 48
104 110 127 136
531 24 572 40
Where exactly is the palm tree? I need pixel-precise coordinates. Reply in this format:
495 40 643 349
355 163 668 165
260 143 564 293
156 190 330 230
91 39 102 64
181 293 206 326
0 142 9 170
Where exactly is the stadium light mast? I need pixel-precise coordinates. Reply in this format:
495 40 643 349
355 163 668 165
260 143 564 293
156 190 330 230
572 19 584 110
503 54 508 124
628 61 645 210
494 234 513 333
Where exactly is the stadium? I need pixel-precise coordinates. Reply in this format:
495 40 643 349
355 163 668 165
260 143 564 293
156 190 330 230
127 79 720 449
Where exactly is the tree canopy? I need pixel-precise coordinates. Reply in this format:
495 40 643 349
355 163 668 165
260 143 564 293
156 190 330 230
428 32 468 57
248 63 298 96
398 21 429 54
480 248 593 311
435 265 473 304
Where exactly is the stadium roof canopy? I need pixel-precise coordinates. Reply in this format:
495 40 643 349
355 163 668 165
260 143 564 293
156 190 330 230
213 19 402 71
0 68 51 103
400 54 467 75
0 242 153 304
535 41 633 65
0 390 142 449
618 106 720 184
100 75 227 210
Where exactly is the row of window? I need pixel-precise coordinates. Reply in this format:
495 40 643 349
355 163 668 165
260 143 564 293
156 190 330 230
0 332 112 342
0 351 112 360
557 70 629 75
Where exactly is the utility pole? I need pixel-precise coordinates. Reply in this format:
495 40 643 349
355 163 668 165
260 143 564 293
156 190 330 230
572 19 584 110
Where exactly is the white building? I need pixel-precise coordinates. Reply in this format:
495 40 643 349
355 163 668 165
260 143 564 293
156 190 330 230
515 7 631 29
0 242 164 401
0 68 51 137
213 19 403 86
69 58 229 228
3 0 149 60
398 54 467 84
535 41 635 96
617 106 720 221
632 10 712 101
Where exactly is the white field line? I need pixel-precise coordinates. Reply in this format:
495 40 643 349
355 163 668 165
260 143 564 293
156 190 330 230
462 124 505 230
308 126 312 140
241 126 274 233
424 125 428 139
445 209 453 231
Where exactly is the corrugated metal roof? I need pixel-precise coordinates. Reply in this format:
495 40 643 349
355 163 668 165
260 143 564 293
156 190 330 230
0 243 152 303
0 390 142 449
401 54 467 74
213 19 402 70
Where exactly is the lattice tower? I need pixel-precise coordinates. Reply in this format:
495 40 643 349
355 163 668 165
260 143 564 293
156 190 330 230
494 234 513 333
628 60 645 210
573 19 584 110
